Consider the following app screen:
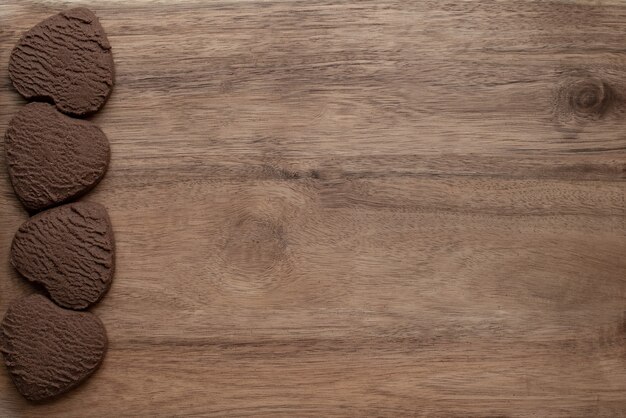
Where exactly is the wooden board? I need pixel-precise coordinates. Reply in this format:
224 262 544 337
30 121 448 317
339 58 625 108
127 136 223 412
1 0 625 416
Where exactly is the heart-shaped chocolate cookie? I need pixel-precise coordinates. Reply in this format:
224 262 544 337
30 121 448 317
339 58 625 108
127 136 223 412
11 202 115 310
8 7 114 116
0 294 107 401
5 102 110 213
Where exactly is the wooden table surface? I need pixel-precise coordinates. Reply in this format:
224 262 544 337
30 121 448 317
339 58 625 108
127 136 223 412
1 1 625 416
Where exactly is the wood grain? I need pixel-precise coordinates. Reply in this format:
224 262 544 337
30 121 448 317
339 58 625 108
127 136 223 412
1 1 625 416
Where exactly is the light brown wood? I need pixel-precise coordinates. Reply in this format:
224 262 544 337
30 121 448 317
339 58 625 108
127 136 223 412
1 0 626 416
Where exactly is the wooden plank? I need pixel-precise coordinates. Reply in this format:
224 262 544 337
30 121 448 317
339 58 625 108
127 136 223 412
0 1 625 416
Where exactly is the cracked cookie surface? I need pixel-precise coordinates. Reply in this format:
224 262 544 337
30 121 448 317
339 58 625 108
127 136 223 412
0 294 107 401
11 202 115 310
5 102 110 213
8 7 114 116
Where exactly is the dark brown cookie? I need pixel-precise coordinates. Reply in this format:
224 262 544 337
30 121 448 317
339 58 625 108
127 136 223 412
8 7 114 116
5 102 110 213
11 202 115 310
0 294 107 402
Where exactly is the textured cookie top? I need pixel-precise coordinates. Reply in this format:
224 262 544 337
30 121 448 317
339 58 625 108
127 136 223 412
11 202 115 310
0 294 107 402
5 102 110 213
8 7 114 116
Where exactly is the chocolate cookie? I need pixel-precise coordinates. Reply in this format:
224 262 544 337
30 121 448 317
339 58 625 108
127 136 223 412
8 7 114 116
11 202 115 310
0 294 107 402
5 102 110 213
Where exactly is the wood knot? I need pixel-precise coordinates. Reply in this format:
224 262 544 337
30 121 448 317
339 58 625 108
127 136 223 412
554 76 615 131
211 184 316 294
215 215 294 293
567 78 611 117
221 217 286 277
